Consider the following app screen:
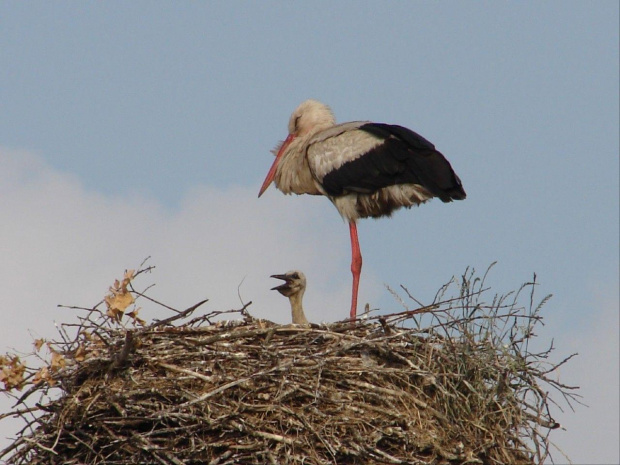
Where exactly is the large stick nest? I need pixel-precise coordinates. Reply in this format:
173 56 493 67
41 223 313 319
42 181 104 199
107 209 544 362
1 264 578 464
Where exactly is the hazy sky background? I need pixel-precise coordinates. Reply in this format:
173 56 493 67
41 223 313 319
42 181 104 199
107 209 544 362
1 2 618 463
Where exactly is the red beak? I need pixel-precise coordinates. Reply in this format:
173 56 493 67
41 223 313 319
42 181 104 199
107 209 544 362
258 134 295 198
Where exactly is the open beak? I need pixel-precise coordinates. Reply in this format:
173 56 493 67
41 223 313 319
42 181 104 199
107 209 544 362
270 273 292 292
258 134 295 198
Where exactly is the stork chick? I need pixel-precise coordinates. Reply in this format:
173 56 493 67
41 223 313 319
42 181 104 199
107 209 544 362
270 271 310 327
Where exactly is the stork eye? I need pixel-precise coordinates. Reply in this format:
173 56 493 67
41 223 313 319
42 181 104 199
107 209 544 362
292 272 299 279
293 116 301 131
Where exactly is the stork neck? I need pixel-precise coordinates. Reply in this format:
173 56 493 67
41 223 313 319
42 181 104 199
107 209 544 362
289 292 309 326
274 137 322 195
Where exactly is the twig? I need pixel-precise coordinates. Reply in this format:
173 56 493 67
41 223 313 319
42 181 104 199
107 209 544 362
150 299 209 328
107 331 134 373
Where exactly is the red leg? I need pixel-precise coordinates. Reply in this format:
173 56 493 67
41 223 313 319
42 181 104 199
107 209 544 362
349 221 362 320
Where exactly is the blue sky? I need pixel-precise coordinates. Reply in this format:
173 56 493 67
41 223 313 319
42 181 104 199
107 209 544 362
1 2 618 463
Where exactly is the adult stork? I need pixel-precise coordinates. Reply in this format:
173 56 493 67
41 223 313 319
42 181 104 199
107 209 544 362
258 100 466 320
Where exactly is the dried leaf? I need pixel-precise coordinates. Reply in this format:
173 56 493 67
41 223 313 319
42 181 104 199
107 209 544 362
33 338 45 352
104 271 136 322
50 351 66 371
106 305 125 322
33 366 56 386
0 355 26 390
74 345 87 362
127 308 145 326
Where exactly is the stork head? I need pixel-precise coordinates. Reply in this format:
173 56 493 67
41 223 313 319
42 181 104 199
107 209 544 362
287 99 336 136
258 100 336 197
270 270 306 298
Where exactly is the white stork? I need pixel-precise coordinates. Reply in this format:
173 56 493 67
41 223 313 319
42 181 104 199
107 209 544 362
259 100 466 320
270 270 310 327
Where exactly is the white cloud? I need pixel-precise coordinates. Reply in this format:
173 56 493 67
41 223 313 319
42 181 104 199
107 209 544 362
0 147 382 448
548 290 619 464
0 148 375 338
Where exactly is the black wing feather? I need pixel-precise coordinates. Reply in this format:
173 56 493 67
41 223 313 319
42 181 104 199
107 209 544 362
321 123 466 202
